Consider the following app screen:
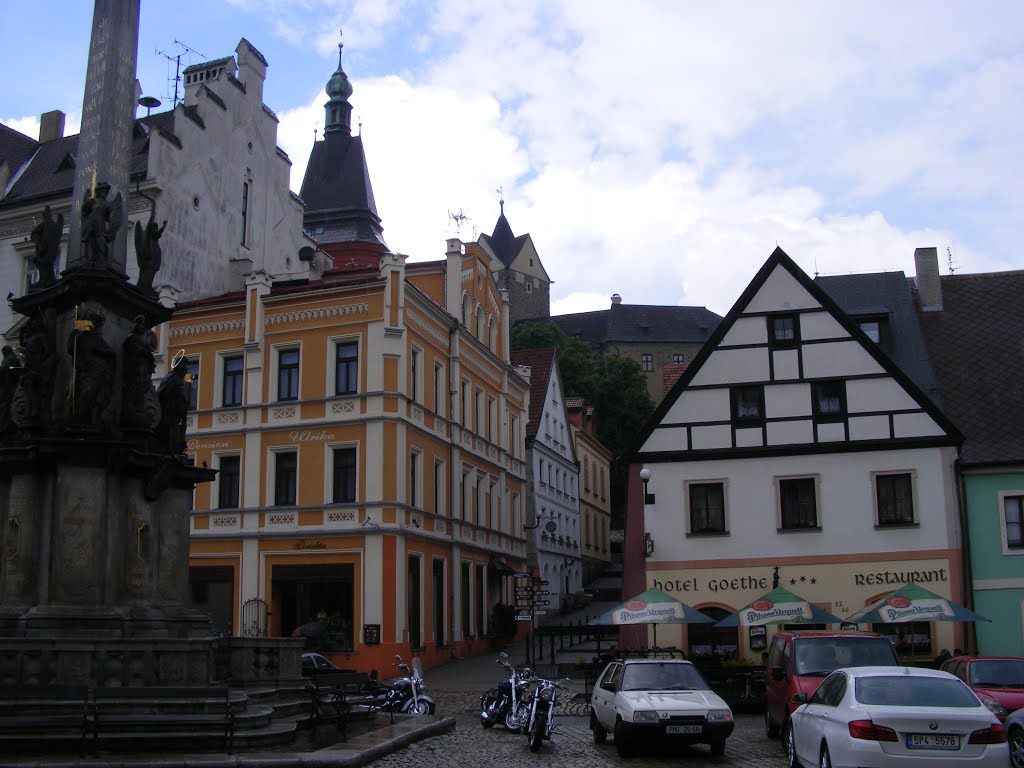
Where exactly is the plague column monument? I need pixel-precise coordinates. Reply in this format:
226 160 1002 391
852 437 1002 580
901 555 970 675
0 0 219 685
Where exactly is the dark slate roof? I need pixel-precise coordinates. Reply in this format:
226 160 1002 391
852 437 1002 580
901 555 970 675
816 271 941 406
918 271 1024 466
480 209 529 267
551 303 720 346
299 133 386 249
510 348 556 440
0 123 37 176
0 111 176 208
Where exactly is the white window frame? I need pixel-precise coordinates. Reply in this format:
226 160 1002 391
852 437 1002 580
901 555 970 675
324 441 360 504
409 448 422 509
434 362 446 417
775 473 822 531
326 335 360 396
871 469 918 527
684 478 730 535
433 458 446 516
270 342 302 403
267 446 299 507
997 490 1024 555
410 346 422 404
215 349 246 409
213 451 243 509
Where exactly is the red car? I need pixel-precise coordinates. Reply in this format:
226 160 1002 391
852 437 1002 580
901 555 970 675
942 656 1024 719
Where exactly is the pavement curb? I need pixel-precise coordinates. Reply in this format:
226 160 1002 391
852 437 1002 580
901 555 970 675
0 716 458 768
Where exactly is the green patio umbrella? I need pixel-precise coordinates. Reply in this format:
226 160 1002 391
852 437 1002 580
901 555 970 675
844 583 990 624
714 586 844 627
590 587 713 646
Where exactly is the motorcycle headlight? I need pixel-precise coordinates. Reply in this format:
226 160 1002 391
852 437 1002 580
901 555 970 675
633 710 659 724
538 687 554 702
706 709 733 723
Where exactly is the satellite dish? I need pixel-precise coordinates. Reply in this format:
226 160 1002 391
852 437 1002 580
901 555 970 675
138 95 161 118
298 246 315 262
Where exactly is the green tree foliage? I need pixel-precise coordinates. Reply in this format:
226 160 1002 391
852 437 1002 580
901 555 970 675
510 320 655 523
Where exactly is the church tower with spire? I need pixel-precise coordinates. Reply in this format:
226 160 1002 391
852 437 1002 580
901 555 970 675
300 33 387 269
477 199 552 324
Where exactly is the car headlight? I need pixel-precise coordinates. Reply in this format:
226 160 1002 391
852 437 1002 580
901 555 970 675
633 710 659 724
981 697 1007 718
706 709 734 723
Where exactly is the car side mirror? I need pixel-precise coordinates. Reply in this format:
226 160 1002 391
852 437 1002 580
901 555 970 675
791 693 808 705
772 666 785 681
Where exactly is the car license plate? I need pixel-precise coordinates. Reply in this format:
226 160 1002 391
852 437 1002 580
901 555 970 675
906 733 960 750
666 725 702 734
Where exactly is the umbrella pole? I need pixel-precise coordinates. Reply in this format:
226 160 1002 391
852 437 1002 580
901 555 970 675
653 624 657 648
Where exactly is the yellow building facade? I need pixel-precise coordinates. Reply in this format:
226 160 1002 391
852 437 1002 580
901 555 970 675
172 240 529 672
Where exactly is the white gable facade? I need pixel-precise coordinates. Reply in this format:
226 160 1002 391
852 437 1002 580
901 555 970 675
631 249 963 661
528 359 582 613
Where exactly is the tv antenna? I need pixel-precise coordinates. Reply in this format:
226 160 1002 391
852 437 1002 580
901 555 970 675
448 208 471 238
155 39 204 107
946 245 957 274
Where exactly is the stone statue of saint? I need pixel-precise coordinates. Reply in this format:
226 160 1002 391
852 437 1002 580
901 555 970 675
80 181 122 265
29 205 63 287
134 211 166 294
121 317 160 429
0 345 23 433
68 309 116 425
156 355 190 454
13 315 56 426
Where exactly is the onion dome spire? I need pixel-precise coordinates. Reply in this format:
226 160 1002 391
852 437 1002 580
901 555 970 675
324 29 353 135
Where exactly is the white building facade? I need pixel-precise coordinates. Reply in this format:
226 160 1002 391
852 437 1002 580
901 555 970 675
0 38 316 337
513 349 582 613
626 248 964 661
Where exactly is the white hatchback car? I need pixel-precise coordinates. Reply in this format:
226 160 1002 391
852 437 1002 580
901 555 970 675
590 658 734 757
787 666 1009 768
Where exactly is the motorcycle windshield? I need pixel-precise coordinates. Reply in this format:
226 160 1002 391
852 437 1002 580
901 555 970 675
412 657 424 680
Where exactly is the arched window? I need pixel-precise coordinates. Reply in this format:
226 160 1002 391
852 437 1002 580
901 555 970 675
476 306 484 340
488 318 497 352
688 606 739 660
461 294 471 327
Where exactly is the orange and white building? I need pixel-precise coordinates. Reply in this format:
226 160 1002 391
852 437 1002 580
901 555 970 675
173 237 530 672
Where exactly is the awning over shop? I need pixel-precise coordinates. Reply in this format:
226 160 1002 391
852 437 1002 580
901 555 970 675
488 557 516 576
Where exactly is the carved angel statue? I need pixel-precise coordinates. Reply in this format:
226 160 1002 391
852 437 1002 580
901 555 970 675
134 211 167 294
80 181 122 265
29 205 63 286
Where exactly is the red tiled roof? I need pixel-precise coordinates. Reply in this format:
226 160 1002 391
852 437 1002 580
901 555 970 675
510 348 556 440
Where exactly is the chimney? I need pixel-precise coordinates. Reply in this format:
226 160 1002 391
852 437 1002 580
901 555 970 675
445 238 463 318
38 111 65 143
236 38 268 103
914 247 943 312
611 293 622 306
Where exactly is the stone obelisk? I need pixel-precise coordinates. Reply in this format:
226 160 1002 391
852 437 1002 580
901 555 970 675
66 0 140 275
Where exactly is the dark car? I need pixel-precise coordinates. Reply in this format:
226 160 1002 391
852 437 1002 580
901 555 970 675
942 655 1024 720
301 652 339 677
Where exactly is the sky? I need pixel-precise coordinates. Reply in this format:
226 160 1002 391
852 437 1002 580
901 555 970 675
2 1 1022 316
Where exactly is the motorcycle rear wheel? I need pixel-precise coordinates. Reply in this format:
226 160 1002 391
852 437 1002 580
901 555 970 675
529 714 546 752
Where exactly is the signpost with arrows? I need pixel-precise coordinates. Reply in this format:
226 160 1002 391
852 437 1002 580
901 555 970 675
513 574 550 624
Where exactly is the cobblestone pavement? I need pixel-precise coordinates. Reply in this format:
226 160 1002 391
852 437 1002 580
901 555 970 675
368 691 787 768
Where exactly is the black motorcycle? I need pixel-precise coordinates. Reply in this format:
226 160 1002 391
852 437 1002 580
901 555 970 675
524 676 571 752
375 654 436 715
479 651 533 731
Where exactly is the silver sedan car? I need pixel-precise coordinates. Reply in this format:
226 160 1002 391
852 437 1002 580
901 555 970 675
786 666 1008 768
